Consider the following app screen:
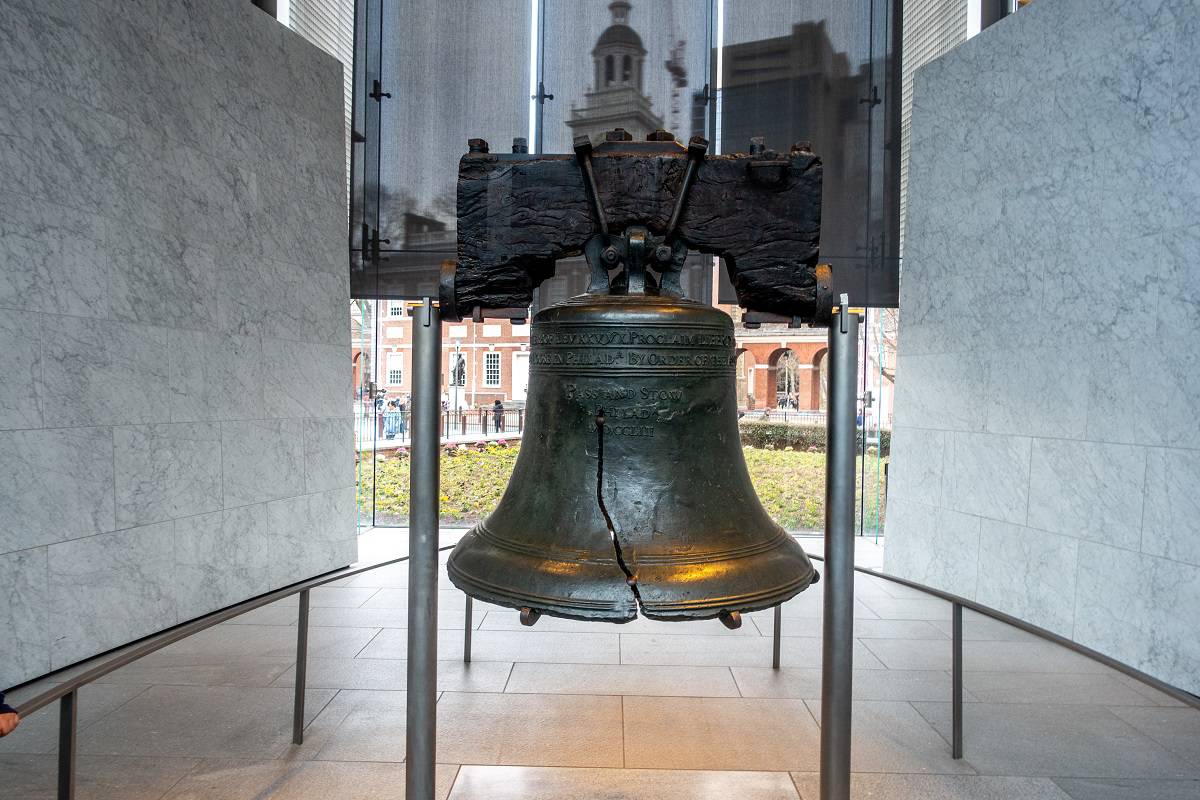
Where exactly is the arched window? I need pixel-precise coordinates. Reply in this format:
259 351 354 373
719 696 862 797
604 55 614 86
621 55 632 82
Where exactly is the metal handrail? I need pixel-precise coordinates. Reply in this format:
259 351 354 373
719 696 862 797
11 544 457 719
806 553 1200 712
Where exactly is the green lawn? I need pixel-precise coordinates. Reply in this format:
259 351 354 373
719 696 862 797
357 441 887 531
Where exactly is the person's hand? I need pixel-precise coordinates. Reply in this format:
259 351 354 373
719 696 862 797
0 711 19 737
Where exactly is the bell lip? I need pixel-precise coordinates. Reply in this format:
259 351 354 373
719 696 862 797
447 562 639 624
447 528 820 625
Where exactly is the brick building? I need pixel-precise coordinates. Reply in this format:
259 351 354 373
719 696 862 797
353 303 532 411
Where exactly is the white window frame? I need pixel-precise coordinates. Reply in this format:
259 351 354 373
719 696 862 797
484 351 502 388
386 353 404 385
388 301 405 317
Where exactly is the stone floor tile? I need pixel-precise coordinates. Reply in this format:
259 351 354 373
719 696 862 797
447 765 801 799
311 689 410 762
503 663 740 697
0 754 200 800
622 696 821 771
746 591 879 620
145 623 381 660
1113 674 1192 708
76 685 337 759
435 692 624 767
927 609 1042 641
224 602 301 626
804 699 974 774
307 604 475 630
963 671 1166 706
94 655 294 688
862 638 1113 673
162 758 460 799
0 683 149 755
752 615 946 640
732 667 967 703
308 586 382 607
1104 706 1200 766
912 701 1200 779
356 627 622 664
1052 777 1200 800
856 596 954 620
619 633 885 669
480 609 759 636
790 772 1074 799
272 657 512 692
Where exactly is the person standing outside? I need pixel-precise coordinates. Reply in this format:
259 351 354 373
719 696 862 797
492 399 505 433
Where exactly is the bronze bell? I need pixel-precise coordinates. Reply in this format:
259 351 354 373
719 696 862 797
447 280 817 625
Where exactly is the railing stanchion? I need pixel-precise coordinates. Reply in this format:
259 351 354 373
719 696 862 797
464 595 473 663
952 601 964 759
58 690 77 800
406 298 442 800
292 588 310 744
820 298 858 800
772 604 783 669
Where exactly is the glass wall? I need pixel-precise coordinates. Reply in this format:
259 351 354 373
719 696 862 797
350 0 900 535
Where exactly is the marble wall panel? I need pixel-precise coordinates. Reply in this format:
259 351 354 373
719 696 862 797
0 427 115 553
941 431 1031 525
106 221 219 332
48 521 178 669
0 309 42 430
221 419 306 508
976 520 1079 638
883 499 981 599
175 504 272 620
41 316 171 428
1075 543 1200 695
982 346 1090 441
1142 447 1200 568
303 417 355 494
0 0 349 687
885 427 944 509
1085 337 1200 452
888 0 1200 696
267 486 357 589
168 330 265 423
0 192 109 319
1026 439 1145 551
892 352 987 432
114 423 223 528
262 338 350 420
0 547 49 690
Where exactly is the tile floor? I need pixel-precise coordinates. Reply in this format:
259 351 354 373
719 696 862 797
2 530 1198 799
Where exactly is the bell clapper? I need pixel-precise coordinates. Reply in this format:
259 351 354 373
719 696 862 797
519 607 542 627
719 610 743 630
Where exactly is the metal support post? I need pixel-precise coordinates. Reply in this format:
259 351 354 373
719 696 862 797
293 588 310 744
772 604 782 669
952 601 964 759
406 298 442 800
58 690 77 800
820 298 859 800
464 596 473 663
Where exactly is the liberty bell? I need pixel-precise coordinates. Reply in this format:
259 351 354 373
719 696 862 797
446 132 820 626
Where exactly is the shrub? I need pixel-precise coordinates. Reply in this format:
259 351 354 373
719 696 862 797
739 421 890 456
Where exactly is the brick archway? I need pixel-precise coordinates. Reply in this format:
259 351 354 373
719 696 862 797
810 347 828 411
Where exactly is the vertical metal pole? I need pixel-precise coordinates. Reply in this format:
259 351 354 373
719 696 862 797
820 298 859 800
292 588 310 745
58 690 77 800
406 298 441 800
952 601 964 759
464 596 473 663
772 604 782 669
